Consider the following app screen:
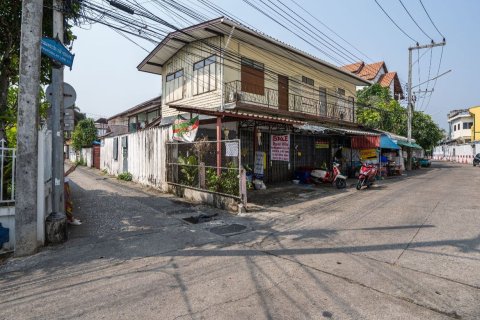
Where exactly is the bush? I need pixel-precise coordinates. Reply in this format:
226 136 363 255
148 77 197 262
117 172 132 181
178 154 198 187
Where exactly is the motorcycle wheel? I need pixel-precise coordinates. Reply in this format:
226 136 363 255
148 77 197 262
356 180 363 190
336 178 346 189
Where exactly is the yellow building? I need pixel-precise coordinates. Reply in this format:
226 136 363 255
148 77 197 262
469 106 480 141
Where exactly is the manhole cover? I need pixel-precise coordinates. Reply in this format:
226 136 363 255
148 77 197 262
209 224 247 236
183 213 218 224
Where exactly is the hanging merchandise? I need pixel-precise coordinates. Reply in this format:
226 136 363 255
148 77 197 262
172 115 199 142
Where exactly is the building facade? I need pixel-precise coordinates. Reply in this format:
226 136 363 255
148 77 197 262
447 109 473 143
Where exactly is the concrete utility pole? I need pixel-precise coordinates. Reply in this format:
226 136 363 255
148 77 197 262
407 40 446 170
46 0 67 242
15 0 44 256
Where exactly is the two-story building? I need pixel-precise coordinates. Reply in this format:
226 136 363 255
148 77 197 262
469 106 480 141
447 109 473 144
137 17 378 183
106 96 162 136
341 61 404 100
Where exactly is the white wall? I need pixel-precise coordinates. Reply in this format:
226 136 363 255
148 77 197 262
448 115 473 141
433 142 480 164
81 148 93 168
101 126 170 191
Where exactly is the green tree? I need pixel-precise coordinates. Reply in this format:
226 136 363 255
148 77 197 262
71 118 97 151
0 1 78 143
406 111 444 153
356 84 407 134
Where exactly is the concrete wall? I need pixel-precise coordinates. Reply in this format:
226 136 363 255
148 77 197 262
171 186 239 213
1 128 52 251
433 142 480 164
81 148 93 168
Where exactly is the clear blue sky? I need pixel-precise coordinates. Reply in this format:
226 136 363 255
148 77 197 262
64 0 480 129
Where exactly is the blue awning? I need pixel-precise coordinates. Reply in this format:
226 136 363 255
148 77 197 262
380 134 400 149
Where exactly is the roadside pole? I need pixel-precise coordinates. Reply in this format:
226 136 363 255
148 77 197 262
46 0 67 242
406 40 446 170
15 0 44 256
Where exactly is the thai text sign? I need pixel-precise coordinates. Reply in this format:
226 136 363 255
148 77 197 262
271 134 290 161
254 151 265 178
360 148 377 160
41 37 74 68
315 139 329 149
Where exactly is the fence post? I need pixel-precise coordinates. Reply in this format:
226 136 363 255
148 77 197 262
199 162 206 189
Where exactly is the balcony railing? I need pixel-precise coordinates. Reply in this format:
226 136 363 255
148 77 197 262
224 80 355 123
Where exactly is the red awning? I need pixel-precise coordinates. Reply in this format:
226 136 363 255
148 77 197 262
351 136 380 149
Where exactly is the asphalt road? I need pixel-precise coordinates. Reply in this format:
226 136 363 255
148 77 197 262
0 161 479 320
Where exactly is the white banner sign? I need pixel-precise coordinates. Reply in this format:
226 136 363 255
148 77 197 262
271 134 290 161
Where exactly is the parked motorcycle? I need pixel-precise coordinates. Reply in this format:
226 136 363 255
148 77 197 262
311 162 347 189
356 162 378 190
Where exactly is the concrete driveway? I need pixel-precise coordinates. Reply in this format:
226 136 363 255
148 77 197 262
0 161 479 319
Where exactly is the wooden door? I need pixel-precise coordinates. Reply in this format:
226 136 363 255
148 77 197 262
93 145 100 169
241 64 264 95
278 75 289 111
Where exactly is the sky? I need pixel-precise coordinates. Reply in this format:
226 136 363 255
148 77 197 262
64 0 480 129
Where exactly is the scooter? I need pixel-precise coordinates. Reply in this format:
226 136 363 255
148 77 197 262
311 162 347 189
356 162 378 190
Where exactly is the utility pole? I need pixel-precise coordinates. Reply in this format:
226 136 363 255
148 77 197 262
407 40 446 170
15 0 44 256
46 0 67 242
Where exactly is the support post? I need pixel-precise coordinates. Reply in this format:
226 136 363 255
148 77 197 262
15 0 44 256
407 47 413 171
407 40 446 171
46 0 67 243
216 116 222 176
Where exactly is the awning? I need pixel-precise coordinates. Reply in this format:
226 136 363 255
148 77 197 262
380 134 400 149
396 140 423 149
351 136 380 149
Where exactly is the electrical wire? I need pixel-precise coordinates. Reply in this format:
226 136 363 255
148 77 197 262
289 0 374 63
423 46 444 112
71 0 376 108
374 0 417 43
419 0 445 39
398 0 433 40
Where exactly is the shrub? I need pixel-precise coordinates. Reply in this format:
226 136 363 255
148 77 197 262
117 172 132 181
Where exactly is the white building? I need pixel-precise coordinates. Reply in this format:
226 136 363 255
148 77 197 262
447 109 473 143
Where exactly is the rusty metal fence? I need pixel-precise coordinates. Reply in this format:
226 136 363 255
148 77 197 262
166 139 245 202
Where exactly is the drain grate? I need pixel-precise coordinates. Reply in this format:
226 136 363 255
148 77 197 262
209 224 247 236
183 213 218 224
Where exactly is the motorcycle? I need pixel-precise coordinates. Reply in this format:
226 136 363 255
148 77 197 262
311 162 347 189
356 162 378 190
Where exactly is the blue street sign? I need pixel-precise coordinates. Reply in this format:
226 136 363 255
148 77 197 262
41 37 75 69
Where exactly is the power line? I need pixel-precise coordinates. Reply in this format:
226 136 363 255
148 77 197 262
274 0 365 63
374 0 417 43
398 0 433 40
241 0 346 65
423 46 444 112
419 0 445 39
419 47 433 110
289 0 374 63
